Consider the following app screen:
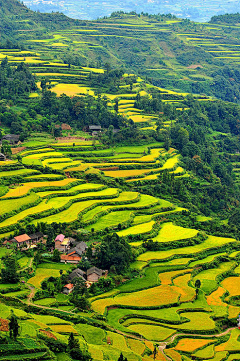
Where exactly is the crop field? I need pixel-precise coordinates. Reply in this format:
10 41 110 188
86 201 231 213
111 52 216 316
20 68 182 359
86 210 133 231
1 178 75 198
1 35 240 358
193 261 236 294
28 267 66 288
153 222 198 243
0 193 39 215
117 220 155 237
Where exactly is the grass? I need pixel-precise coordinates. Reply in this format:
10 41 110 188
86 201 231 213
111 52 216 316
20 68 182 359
153 222 198 243
0 302 29 319
34 298 56 306
127 339 145 355
128 324 175 341
106 331 129 351
28 268 66 288
86 210 133 231
137 235 236 262
1 178 74 198
221 276 240 298
117 220 155 237
173 273 195 302
189 252 227 267
37 183 103 197
215 329 240 351
112 283 180 307
0 193 39 215
0 169 39 178
0 200 51 229
173 312 216 331
175 338 215 352
193 344 215 358
51 83 95 97
103 168 159 178
74 323 105 345
194 261 235 294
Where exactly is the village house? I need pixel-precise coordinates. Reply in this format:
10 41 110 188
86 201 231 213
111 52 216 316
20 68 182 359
87 266 104 282
29 232 44 244
68 268 86 282
55 234 70 252
8 234 31 248
66 241 87 257
85 125 102 136
1 134 20 145
60 254 81 264
63 283 74 295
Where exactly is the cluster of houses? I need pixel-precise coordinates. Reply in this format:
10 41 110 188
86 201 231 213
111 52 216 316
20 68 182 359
54 234 88 264
2 231 105 294
63 266 105 294
54 234 105 294
3 232 44 249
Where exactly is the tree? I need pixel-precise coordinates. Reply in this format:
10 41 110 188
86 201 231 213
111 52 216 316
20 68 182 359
68 332 92 361
52 249 60 262
153 345 158 360
70 294 91 310
195 279 201 289
1 256 19 284
68 332 79 350
114 99 119 113
95 233 134 273
9 312 20 340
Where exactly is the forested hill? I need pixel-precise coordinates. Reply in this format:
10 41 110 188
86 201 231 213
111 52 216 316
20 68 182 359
3 1 240 103
0 0 80 32
210 12 240 24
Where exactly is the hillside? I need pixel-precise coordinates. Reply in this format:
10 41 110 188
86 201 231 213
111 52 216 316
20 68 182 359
1 2 240 361
2 1 240 102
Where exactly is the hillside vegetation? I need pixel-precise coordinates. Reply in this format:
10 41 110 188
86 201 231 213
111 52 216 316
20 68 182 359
1 1 240 361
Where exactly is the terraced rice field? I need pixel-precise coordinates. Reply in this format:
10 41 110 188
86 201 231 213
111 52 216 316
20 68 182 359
1 135 240 358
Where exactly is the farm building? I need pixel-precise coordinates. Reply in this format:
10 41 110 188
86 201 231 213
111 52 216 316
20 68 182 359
0 153 6 161
60 254 81 264
29 232 44 244
85 125 102 135
1 134 20 144
87 266 104 282
8 234 31 248
63 284 74 294
68 268 86 282
55 234 70 252
66 241 87 257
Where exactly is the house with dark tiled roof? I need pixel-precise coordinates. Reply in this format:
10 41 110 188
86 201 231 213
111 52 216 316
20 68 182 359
2 134 20 145
68 268 86 282
87 267 103 282
66 242 87 257
29 232 44 244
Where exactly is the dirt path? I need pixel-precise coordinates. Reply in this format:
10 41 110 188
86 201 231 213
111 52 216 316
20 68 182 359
158 327 236 360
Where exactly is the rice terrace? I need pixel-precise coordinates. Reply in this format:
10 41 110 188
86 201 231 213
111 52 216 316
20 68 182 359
2 1 240 361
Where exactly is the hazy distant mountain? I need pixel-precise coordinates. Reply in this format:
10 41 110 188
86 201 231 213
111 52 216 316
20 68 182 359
22 0 240 22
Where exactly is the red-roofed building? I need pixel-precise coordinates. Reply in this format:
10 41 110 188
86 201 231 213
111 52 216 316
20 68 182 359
60 254 81 264
9 234 31 248
55 234 65 242
63 283 74 294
